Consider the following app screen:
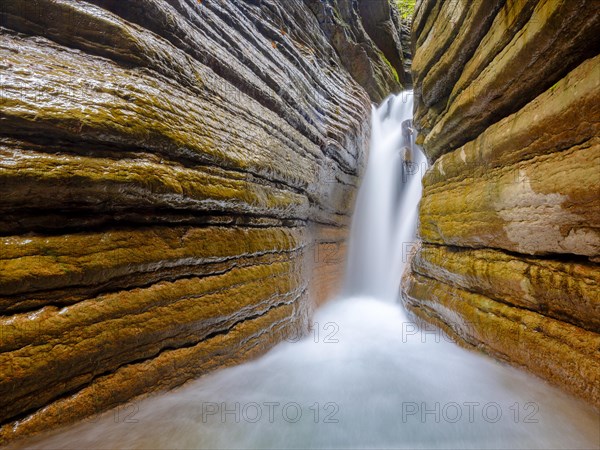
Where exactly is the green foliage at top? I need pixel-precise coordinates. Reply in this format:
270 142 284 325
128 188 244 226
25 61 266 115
396 0 416 20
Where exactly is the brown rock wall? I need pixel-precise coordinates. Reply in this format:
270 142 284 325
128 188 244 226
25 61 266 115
405 0 600 405
0 0 404 442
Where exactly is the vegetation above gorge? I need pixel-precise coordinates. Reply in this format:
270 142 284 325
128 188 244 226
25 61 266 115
396 0 416 20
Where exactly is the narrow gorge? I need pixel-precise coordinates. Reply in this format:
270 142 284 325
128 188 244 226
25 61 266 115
0 0 598 448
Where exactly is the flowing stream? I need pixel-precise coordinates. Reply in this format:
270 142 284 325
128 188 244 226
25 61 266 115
18 93 600 449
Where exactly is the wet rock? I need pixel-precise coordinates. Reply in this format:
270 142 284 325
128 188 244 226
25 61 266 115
413 0 504 113
411 244 600 332
415 0 600 159
420 137 600 256
405 0 600 406
357 0 411 87
306 0 405 102
403 272 600 407
0 0 402 442
0 301 306 444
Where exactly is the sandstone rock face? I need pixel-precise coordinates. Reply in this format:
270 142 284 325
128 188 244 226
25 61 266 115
404 0 600 405
0 0 403 442
357 0 412 88
307 0 409 102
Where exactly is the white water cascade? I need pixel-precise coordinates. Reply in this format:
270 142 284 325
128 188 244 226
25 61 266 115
344 92 427 300
18 93 600 450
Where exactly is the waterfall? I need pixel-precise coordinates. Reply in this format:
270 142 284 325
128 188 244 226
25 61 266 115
19 93 599 450
344 92 427 300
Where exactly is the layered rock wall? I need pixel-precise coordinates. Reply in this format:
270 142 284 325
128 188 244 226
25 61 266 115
0 0 404 442
404 0 600 405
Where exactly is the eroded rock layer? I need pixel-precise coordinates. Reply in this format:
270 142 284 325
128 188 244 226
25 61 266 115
0 0 405 442
404 0 600 405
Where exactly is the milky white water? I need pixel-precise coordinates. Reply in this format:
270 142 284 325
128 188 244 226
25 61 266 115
16 93 600 449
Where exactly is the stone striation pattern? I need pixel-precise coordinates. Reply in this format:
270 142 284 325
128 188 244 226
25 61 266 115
403 0 600 406
0 0 405 442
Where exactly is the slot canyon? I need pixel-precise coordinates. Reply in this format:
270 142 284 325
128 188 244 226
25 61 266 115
0 0 598 448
